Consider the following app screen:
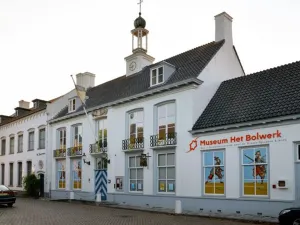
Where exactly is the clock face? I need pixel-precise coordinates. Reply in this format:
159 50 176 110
129 61 137 71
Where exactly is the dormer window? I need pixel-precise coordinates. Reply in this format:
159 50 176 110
33 102 38 108
69 98 76 113
151 66 164 86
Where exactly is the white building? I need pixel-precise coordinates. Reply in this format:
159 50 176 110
189 60 300 217
0 99 50 195
47 10 246 211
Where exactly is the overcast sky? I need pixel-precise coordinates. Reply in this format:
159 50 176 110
0 0 299 115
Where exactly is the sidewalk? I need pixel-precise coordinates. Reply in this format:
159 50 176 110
52 198 279 224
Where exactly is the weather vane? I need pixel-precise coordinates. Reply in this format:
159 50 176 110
137 0 143 15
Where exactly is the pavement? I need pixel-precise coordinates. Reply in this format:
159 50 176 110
0 198 279 225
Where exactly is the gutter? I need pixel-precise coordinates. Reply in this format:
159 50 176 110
189 114 300 135
49 78 202 124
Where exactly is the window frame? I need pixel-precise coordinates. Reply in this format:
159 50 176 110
57 160 66 189
69 98 76 113
241 146 269 198
127 110 144 144
9 136 14 154
71 124 82 148
156 102 176 140
28 131 35 151
57 128 67 149
71 159 82 190
1 164 4 185
156 151 176 194
202 150 225 196
9 162 13 186
27 161 32 175
17 162 22 187
128 155 144 193
38 128 46 149
96 119 107 147
18 134 23 153
1 138 6 156
151 66 164 86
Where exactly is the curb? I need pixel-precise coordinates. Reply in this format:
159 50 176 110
50 199 278 224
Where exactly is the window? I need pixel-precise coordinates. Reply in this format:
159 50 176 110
0 185 9 191
38 128 46 149
151 66 164 86
203 150 225 195
18 134 23 153
96 119 107 148
1 164 4 185
157 152 175 193
9 163 13 186
9 137 14 154
72 125 82 147
27 161 32 175
57 160 66 189
17 162 22 186
58 128 66 149
128 156 143 192
1 139 6 155
33 102 38 108
242 147 268 196
157 103 176 141
128 110 144 145
72 159 82 190
28 131 34 150
69 98 76 112
297 144 300 161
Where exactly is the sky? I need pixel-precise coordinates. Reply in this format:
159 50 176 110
0 0 300 115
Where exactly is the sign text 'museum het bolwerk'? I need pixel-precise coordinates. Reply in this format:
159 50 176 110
200 130 282 146
187 130 284 153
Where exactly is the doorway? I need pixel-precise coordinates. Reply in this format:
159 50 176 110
39 173 45 197
94 158 107 201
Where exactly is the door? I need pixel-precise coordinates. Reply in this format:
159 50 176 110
39 174 45 197
94 158 107 201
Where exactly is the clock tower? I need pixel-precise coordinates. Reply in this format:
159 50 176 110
125 1 155 76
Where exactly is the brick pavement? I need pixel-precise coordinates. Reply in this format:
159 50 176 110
0 198 277 225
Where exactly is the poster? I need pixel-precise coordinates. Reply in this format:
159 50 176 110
131 183 135 191
138 183 142 190
242 147 268 196
168 183 174 191
159 182 165 191
204 151 225 194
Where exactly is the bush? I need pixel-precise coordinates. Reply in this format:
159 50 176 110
23 174 40 197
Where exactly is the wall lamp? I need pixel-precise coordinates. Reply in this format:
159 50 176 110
82 153 91 165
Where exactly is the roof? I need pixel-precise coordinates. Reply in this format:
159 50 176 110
192 60 300 131
52 39 225 121
0 97 61 127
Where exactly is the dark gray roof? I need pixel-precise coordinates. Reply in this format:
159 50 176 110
52 40 225 121
192 60 300 131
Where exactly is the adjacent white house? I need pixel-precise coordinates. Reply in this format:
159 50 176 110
0 99 50 195
47 11 245 211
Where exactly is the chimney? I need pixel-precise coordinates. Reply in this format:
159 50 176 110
76 72 96 90
215 12 233 45
19 100 30 109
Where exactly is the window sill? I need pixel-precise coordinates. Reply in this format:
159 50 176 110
17 151 23 154
27 149 34 151
9 153 14 155
151 145 177 150
16 185 22 188
122 149 144 153
38 148 45 150
156 192 176 195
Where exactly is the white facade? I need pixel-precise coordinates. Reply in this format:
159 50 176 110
0 108 47 191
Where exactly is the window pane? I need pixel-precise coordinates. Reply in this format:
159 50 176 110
159 168 166 179
158 180 166 192
243 179 255 195
167 124 175 135
255 165 268 196
243 149 254 164
167 167 175 179
137 126 143 137
158 105 166 119
130 124 136 135
158 126 166 140
130 169 136 179
254 164 267 182
130 180 136 191
203 152 213 166
167 153 175 165
136 157 140 168
158 74 163 83
167 180 175 192
214 151 224 166
158 154 166 166
254 148 267 164
158 67 163 75
152 69 157 78
137 168 143 179
167 103 175 117
214 166 225 194
129 157 135 167
204 167 214 194
137 180 143 191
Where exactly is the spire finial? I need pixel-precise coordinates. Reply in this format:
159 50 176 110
137 0 143 15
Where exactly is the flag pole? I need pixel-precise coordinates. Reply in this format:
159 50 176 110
70 75 98 144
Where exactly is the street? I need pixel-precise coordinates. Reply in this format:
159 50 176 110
0 198 276 225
